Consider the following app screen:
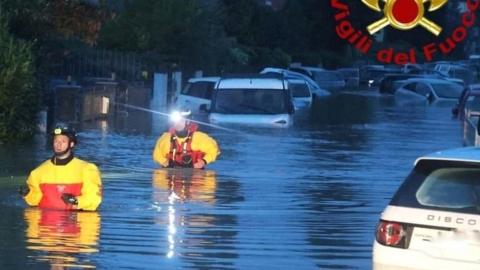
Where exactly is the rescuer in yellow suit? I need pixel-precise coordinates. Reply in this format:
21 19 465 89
153 109 220 169
19 124 102 211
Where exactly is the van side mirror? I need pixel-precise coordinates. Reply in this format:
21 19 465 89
199 104 209 113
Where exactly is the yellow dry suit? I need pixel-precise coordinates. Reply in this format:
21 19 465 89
24 157 102 211
153 127 220 168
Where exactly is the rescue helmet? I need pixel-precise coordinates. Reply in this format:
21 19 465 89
51 123 77 145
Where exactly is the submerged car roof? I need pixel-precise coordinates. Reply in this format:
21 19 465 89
260 67 324 90
217 77 287 90
188 76 220 83
415 147 480 164
402 77 459 84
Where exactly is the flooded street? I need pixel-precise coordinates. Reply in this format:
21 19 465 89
0 91 463 269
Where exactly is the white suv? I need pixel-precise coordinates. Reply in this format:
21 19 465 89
373 147 480 270
173 77 220 114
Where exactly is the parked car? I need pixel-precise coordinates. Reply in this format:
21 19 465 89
435 63 473 86
450 84 480 146
462 108 480 147
395 78 464 102
401 63 424 73
408 67 465 85
338 68 360 89
289 66 346 92
287 78 312 109
259 67 330 98
359 65 400 88
452 84 480 120
379 71 463 95
173 77 220 114
373 146 480 270
207 75 295 127
379 74 425 94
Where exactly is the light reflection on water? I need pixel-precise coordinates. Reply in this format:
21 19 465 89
0 92 463 269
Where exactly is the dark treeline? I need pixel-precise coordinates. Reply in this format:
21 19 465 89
97 0 356 73
0 0 461 141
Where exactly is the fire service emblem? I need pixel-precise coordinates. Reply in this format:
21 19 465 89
362 0 447 35
331 0 479 63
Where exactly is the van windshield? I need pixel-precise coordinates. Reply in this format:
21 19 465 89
212 89 287 114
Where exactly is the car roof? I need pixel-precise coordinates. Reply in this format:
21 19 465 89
260 67 287 73
260 68 323 89
469 83 480 91
402 78 458 84
260 67 307 78
287 78 308 84
188 76 220 83
217 77 286 90
415 147 480 164
299 66 325 71
465 89 480 96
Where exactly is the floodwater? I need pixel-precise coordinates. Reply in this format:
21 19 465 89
0 91 463 269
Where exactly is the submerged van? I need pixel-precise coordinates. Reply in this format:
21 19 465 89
207 75 295 127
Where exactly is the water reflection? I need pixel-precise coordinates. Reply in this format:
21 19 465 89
152 169 217 203
24 209 100 269
152 169 238 268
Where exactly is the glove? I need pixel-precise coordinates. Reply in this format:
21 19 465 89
61 193 78 205
18 185 30 197
182 154 193 167
193 159 206 169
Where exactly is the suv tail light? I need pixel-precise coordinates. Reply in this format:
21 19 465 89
375 220 412 249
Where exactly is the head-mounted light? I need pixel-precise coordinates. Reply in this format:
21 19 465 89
169 110 191 123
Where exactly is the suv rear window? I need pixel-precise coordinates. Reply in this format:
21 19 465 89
390 159 480 214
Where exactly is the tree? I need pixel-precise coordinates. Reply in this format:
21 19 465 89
2 0 109 45
98 0 237 73
0 19 39 142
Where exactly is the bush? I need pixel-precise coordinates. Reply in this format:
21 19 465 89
0 20 39 142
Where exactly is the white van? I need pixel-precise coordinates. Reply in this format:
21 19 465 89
207 76 295 127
